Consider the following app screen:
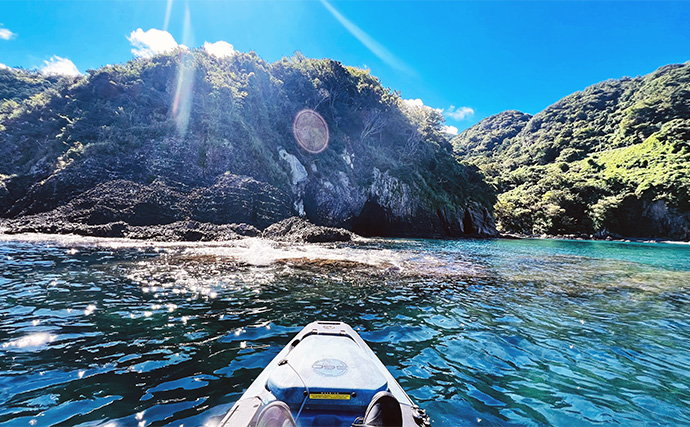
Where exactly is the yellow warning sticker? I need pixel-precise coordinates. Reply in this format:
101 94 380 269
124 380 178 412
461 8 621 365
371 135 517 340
309 392 351 400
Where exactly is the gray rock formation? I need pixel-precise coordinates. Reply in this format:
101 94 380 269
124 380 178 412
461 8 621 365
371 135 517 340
0 217 261 242
0 176 291 239
262 217 353 243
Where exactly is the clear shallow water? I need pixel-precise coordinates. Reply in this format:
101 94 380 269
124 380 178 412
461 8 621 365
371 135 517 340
1 235 689 426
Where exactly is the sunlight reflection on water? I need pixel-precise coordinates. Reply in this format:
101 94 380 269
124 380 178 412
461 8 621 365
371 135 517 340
1 333 57 351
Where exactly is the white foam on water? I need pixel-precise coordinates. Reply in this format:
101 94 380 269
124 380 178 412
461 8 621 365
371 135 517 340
185 237 403 269
0 232 481 277
183 237 481 277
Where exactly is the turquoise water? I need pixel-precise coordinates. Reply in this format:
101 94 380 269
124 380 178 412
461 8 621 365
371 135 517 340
1 235 689 426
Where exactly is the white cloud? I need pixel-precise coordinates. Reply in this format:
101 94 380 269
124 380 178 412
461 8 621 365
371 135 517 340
441 125 459 135
444 105 475 121
128 28 178 58
403 98 424 109
402 98 443 114
41 56 81 77
0 28 16 40
204 41 235 58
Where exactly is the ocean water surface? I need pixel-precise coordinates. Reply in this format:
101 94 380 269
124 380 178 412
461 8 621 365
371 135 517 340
1 234 689 426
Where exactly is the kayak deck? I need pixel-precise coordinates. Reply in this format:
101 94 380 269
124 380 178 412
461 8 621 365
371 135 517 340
218 321 429 427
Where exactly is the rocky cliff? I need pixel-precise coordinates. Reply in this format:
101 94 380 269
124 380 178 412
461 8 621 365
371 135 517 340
0 51 496 239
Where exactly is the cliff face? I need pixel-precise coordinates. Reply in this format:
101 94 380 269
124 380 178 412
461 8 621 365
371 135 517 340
0 52 496 238
452 62 690 240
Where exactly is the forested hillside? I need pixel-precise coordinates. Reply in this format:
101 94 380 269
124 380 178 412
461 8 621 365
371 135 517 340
453 62 690 240
0 50 495 238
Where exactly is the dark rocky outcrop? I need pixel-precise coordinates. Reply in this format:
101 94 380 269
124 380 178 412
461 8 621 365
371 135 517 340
0 217 260 242
124 221 253 241
263 217 353 243
597 197 690 241
0 176 286 241
4 176 292 228
0 218 130 238
0 215 353 243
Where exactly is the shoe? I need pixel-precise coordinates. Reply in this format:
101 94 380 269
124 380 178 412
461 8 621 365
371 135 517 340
357 391 403 427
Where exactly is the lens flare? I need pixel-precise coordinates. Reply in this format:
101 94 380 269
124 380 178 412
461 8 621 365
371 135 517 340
318 0 413 75
163 0 173 31
172 51 195 136
172 5 195 136
293 109 329 154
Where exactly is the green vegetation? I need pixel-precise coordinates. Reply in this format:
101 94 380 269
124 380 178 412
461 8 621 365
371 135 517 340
453 62 690 239
0 68 65 103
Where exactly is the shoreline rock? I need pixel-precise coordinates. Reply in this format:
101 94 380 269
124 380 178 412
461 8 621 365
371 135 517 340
0 218 258 242
263 217 353 243
499 231 689 244
0 216 356 243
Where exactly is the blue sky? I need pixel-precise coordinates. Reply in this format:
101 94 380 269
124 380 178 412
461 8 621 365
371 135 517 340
1 0 689 132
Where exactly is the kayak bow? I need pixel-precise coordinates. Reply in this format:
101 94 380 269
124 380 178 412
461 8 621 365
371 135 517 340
218 321 430 427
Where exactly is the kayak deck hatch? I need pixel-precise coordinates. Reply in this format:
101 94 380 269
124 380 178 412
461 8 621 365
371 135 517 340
267 334 388 411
